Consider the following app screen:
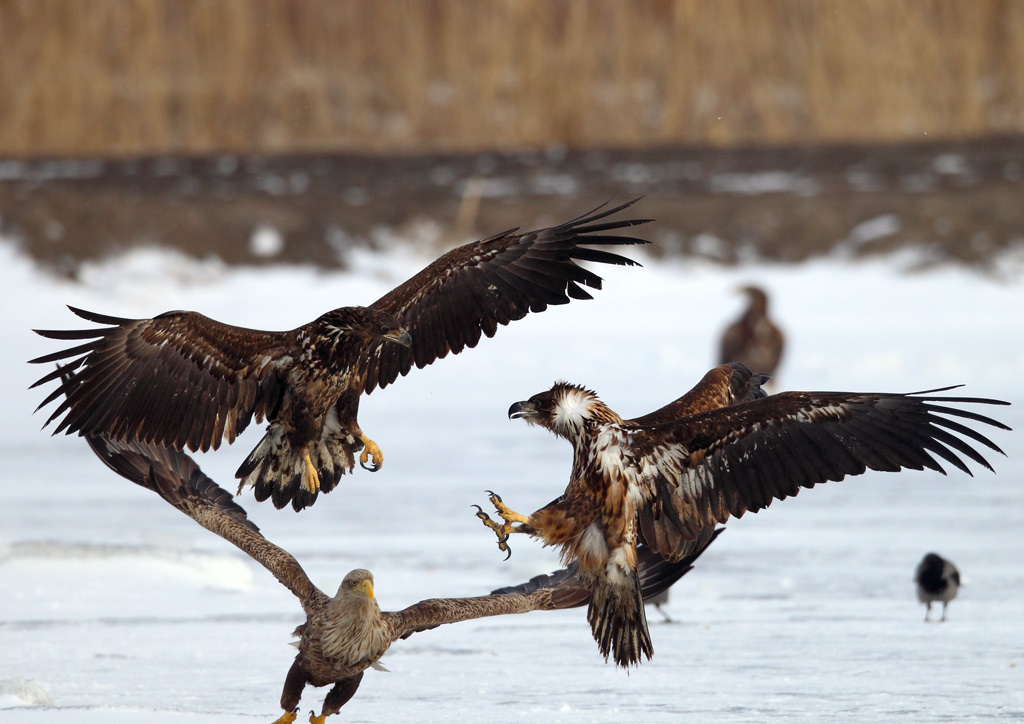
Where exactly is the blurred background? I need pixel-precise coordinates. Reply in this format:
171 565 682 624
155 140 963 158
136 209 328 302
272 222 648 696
1 0 1022 275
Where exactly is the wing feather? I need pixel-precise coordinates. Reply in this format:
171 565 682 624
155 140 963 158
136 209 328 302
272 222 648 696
31 308 295 452
636 390 1009 542
362 200 649 392
84 434 328 611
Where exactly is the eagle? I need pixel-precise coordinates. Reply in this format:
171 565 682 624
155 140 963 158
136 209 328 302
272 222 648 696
83 433 713 723
30 200 650 511
718 285 784 379
914 552 960 622
475 363 1009 667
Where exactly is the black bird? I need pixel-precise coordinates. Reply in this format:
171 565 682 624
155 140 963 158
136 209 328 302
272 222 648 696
914 552 960 622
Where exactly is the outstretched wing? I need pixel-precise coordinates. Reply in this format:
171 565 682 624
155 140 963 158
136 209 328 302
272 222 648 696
629 362 769 426
360 200 650 392
635 388 1010 544
31 307 293 452
386 528 723 642
383 585 579 642
491 528 723 608
85 434 328 611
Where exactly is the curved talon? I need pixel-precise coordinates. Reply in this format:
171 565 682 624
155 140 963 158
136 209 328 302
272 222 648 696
359 435 383 472
271 710 298 724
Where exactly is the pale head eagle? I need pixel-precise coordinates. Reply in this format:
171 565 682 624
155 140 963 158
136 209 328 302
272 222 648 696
84 432 712 722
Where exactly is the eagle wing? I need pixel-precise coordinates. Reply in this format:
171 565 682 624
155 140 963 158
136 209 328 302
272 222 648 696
31 307 294 453
359 200 650 392
634 388 1009 548
490 528 723 608
386 528 722 643
629 364 765 560
383 587 571 642
85 434 328 612
628 362 768 427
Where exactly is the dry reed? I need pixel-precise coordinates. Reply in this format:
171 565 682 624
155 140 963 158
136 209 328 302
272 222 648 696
1 0 1022 158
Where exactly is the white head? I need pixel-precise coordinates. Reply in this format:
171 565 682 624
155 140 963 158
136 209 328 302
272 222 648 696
508 382 617 442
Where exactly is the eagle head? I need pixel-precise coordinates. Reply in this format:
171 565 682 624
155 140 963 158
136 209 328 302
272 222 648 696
508 381 607 441
320 308 412 349
336 568 376 603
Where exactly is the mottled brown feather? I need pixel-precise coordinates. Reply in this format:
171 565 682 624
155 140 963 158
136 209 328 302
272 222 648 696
362 199 649 392
83 432 694 718
33 202 650 512
501 367 1009 667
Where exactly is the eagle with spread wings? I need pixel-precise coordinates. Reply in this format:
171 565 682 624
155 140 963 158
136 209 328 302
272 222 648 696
475 363 1010 667
31 201 649 511
84 433 714 722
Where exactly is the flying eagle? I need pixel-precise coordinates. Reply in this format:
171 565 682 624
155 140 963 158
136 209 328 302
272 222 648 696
83 433 710 722
718 285 784 379
914 552 960 622
30 200 649 511
475 363 1009 667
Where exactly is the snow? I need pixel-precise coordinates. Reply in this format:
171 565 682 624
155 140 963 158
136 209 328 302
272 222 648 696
1 232 1022 723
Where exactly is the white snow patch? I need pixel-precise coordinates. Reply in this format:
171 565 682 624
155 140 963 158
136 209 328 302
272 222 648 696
2 229 1023 723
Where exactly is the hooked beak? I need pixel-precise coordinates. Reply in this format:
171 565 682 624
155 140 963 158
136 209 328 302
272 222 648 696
386 328 413 348
358 578 375 601
508 400 538 420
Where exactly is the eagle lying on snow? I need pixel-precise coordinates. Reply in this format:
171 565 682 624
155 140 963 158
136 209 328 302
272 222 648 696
84 433 715 723
30 200 649 512
475 363 1009 667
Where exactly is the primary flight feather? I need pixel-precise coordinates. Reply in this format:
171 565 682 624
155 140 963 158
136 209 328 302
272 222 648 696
31 200 649 512
476 363 1009 667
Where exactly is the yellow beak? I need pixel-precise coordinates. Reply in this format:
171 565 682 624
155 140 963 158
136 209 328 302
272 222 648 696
358 578 375 601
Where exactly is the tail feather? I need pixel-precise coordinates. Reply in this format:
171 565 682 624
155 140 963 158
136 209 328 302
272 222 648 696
587 569 652 668
235 423 358 512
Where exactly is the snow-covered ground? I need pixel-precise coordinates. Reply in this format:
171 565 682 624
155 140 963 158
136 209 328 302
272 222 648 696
1 230 1022 723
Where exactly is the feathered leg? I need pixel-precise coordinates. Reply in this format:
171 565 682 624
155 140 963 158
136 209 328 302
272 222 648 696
274 658 307 723
311 671 364 723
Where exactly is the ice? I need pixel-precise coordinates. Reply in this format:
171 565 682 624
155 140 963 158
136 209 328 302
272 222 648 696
1 230 1022 722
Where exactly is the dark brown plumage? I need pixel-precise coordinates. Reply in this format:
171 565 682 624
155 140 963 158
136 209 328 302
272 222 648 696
31 200 649 512
83 433 706 721
476 363 1009 667
718 285 784 379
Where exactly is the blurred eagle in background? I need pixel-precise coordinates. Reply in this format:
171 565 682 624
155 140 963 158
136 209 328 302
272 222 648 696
84 433 713 722
30 200 649 512
718 284 784 381
476 363 1008 667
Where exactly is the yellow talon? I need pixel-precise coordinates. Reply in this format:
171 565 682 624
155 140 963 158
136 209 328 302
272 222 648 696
309 714 326 724
487 490 531 524
359 434 383 472
302 454 321 493
271 710 297 724
474 491 531 560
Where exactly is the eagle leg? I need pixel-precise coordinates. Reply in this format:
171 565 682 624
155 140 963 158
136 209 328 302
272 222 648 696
358 433 383 472
270 709 298 724
302 454 321 494
473 491 533 560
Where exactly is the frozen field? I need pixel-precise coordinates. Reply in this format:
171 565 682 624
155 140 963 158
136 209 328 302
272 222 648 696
1 232 1022 723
